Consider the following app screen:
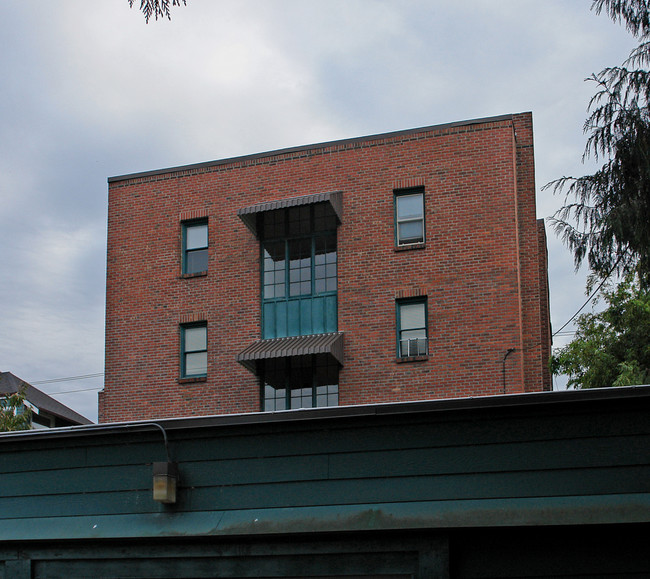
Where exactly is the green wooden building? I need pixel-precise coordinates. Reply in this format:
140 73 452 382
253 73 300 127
1 386 649 578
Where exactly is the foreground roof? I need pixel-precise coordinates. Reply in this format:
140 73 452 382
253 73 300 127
1 384 649 546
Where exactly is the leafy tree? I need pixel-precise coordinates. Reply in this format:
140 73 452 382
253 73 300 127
551 275 650 388
547 0 650 285
128 0 186 23
0 387 32 432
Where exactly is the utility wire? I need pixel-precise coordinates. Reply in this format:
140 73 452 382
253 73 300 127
552 277 608 337
551 256 623 338
31 372 104 385
44 385 104 396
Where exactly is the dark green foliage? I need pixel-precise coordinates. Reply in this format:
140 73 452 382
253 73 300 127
547 0 650 285
128 0 186 23
592 0 650 37
0 387 32 432
551 275 650 388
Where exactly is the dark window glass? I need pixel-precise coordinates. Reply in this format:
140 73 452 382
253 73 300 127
314 235 337 294
262 355 339 411
262 209 286 240
395 190 425 245
183 220 208 274
289 238 312 296
314 202 338 233
263 241 286 299
288 205 311 237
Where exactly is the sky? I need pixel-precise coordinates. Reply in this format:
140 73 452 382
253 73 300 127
0 1 637 423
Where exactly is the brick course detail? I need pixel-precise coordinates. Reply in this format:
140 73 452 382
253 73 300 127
99 112 551 423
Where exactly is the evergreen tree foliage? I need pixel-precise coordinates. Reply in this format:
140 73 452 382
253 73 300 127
128 0 186 23
551 275 650 388
0 387 32 432
547 0 650 286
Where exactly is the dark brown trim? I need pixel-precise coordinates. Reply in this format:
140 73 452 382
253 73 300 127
3 385 650 441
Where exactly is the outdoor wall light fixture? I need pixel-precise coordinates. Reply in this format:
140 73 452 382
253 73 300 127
153 461 178 504
107 422 180 504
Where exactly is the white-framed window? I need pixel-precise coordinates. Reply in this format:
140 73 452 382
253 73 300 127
181 323 207 378
395 189 425 246
182 220 208 274
397 298 428 357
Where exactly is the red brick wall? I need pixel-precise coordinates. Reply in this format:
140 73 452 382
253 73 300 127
99 113 550 422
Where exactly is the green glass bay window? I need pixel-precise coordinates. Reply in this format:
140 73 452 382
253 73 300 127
261 204 337 339
237 193 343 412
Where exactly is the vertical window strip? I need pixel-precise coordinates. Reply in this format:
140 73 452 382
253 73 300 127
260 204 337 340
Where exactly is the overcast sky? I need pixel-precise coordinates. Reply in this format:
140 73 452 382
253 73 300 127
0 1 636 422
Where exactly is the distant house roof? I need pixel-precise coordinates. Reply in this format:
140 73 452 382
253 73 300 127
0 372 92 427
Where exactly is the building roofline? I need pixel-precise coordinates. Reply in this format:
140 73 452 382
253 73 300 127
0 372 92 425
2 384 648 443
108 113 520 184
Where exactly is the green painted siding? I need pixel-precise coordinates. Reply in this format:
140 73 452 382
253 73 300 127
2 390 650 538
1 388 650 577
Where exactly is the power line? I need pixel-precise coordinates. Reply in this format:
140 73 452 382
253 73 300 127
552 276 608 337
551 257 623 338
31 372 104 385
46 385 104 396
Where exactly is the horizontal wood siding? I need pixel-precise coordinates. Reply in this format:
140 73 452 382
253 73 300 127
1 388 650 577
1 391 650 537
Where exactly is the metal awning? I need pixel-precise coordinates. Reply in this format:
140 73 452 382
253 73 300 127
237 332 344 374
237 191 343 236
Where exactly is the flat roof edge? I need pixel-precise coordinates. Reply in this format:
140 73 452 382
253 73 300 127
2 384 649 443
108 113 519 183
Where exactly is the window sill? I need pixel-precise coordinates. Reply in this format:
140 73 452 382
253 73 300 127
395 355 429 364
180 271 208 279
394 242 426 252
178 376 207 384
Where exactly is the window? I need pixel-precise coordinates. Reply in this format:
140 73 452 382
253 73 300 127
397 298 428 357
260 204 338 339
262 355 339 411
181 323 207 378
182 220 208 274
395 189 424 246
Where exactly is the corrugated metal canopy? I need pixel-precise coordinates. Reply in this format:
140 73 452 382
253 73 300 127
237 191 342 236
237 332 344 374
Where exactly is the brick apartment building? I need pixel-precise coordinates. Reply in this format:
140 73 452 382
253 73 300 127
99 112 551 423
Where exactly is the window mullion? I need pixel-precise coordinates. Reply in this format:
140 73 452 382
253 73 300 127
285 240 290 302
311 355 317 407
311 236 316 296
